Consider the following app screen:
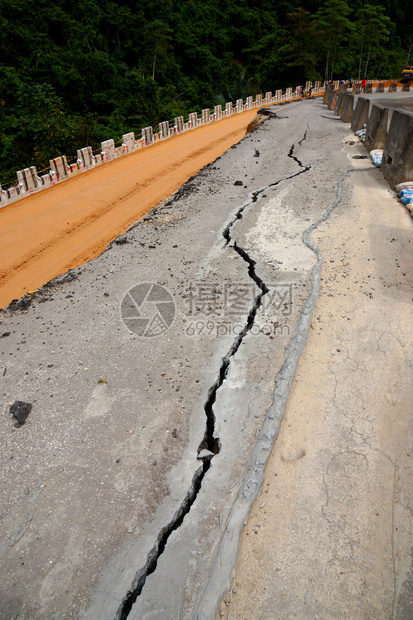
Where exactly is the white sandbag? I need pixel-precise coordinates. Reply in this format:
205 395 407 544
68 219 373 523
395 181 413 193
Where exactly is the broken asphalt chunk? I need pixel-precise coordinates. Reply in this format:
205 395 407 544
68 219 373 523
10 401 32 427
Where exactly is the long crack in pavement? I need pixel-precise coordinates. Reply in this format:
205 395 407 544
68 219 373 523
116 133 311 619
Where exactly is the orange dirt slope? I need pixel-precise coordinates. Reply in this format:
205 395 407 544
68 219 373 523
0 110 259 308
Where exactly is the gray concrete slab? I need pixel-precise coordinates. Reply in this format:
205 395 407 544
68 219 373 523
353 91 413 113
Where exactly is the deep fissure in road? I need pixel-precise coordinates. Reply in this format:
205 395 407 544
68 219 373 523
115 132 309 620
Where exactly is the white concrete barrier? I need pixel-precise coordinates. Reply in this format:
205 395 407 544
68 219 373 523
77 147 95 170
255 94 262 107
17 167 40 194
142 127 154 146
5 186 21 205
122 132 135 152
101 139 116 162
214 105 223 120
174 116 184 133
236 99 243 113
188 112 198 128
202 109 210 124
275 90 282 101
39 173 53 187
265 91 272 104
159 122 170 140
225 102 233 116
0 185 8 208
49 157 69 181
245 96 253 110
286 87 293 99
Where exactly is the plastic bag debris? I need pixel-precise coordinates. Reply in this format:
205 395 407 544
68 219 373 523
369 149 383 167
354 125 366 142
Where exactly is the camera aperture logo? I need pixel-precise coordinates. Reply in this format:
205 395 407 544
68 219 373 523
121 283 175 337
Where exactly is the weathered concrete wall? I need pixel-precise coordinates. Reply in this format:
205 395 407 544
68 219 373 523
334 92 344 115
382 109 413 187
351 97 370 132
323 87 413 189
340 93 354 123
365 104 388 151
327 90 337 110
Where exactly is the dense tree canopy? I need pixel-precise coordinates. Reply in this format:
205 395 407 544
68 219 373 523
0 0 411 183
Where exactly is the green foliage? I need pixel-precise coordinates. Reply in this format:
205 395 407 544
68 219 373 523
0 0 409 182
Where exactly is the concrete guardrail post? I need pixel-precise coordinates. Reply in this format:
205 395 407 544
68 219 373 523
225 102 233 116
351 97 370 132
327 89 337 109
17 167 39 194
213 105 222 120
382 109 413 187
159 122 170 139
202 109 210 123
101 139 116 161
77 146 95 169
335 91 344 115
174 116 184 133
245 96 253 110
388 83 397 92
5 186 21 204
340 93 354 123
236 99 243 113
122 132 135 152
365 104 388 151
142 127 154 146
49 157 69 180
323 85 332 104
188 112 198 128
0 186 8 208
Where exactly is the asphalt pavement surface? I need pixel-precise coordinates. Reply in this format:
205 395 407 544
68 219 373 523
0 97 412 619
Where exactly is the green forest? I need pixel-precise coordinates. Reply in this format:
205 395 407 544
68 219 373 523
0 0 412 184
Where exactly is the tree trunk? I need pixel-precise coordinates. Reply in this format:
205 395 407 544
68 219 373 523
152 48 157 80
330 41 337 82
364 43 372 78
325 47 330 84
358 39 364 81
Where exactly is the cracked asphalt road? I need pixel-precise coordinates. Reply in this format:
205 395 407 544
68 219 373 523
220 118 413 619
1 98 412 619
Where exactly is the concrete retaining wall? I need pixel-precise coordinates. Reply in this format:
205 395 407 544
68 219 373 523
340 93 354 122
351 97 370 132
382 109 413 187
322 84 413 189
365 104 388 151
